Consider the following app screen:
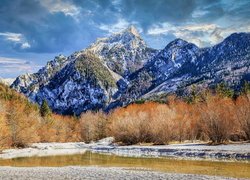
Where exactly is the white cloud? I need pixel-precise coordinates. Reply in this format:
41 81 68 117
147 23 176 35
40 0 80 19
0 32 22 42
111 0 122 12
98 18 143 35
0 57 41 77
99 18 130 34
148 23 217 36
0 32 31 49
192 9 209 18
147 22 250 47
21 42 31 49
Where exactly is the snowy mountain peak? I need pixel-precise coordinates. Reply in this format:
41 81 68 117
92 25 143 46
224 32 250 41
155 38 198 64
87 25 157 77
218 32 250 48
166 38 189 48
123 25 140 37
11 26 250 115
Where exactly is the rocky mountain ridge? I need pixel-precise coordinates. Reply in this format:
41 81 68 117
11 26 250 115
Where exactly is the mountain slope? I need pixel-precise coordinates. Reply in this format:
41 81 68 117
11 27 250 115
39 52 118 115
11 55 69 98
87 26 158 77
11 26 156 115
114 32 250 105
110 39 200 106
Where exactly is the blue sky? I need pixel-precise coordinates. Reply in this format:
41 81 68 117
0 0 250 78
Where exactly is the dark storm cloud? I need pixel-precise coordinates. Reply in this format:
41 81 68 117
73 0 198 30
118 0 197 29
1 0 250 53
0 0 101 53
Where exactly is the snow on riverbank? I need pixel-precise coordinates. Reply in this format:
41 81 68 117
0 138 114 159
0 138 249 161
0 146 87 159
91 142 250 161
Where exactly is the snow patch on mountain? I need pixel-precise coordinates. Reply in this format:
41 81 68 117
10 28 250 115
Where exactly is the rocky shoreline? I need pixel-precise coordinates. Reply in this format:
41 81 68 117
90 143 250 161
0 138 249 161
0 140 249 180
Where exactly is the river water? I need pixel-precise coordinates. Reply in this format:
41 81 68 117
0 151 249 179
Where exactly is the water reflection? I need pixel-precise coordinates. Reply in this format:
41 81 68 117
0 151 249 178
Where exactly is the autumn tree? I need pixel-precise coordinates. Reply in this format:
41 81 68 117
149 103 175 144
6 100 40 147
109 102 177 145
109 103 152 145
172 100 192 142
235 95 250 140
0 101 11 149
80 111 108 143
199 95 236 144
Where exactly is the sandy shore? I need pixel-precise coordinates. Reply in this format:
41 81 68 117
0 166 240 180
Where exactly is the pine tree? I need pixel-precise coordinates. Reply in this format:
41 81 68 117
40 100 51 117
186 85 200 103
216 83 234 98
241 81 250 95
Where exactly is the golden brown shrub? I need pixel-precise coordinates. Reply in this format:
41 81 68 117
80 111 108 143
5 100 40 147
0 82 249 148
235 94 250 140
109 102 177 145
149 103 176 144
38 114 81 142
0 114 11 149
199 95 237 144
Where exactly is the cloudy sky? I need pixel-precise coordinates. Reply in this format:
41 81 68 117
0 0 250 78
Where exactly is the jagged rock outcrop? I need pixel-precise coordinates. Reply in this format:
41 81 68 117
110 39 200 106
11 26 250 114
11 26 157 115
87 26 158 77
113 32 250 106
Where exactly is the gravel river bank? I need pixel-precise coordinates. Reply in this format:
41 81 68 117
0 166 243 180
0 139 249 179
